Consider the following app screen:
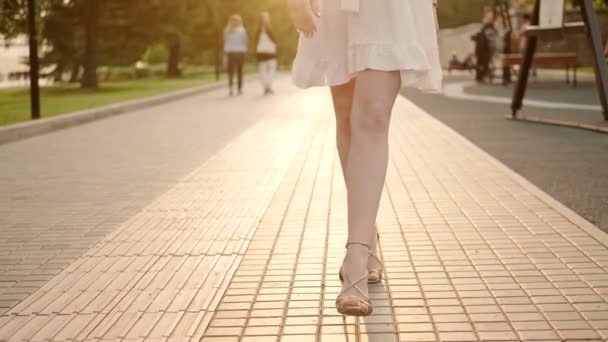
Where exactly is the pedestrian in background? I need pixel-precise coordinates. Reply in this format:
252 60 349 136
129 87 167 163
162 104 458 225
472 10 497 83
517 14 531 53
255 12 278 95
224 14 248 96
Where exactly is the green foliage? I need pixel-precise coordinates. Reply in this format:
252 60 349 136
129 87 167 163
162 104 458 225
436 0 608 28
0 0 27 39
436 0 487 28
143 45 168 64
4 0 603 81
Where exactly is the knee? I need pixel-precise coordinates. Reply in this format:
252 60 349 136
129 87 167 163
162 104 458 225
351 100 391 135
333 102 352 130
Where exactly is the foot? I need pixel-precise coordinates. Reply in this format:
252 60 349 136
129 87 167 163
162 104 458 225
229 88 234 97
336 242 372 316
368 231 383 283
238 89 243 96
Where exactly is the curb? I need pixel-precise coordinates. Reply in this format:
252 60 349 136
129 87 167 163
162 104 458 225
0 80 228 146
506 115 608 134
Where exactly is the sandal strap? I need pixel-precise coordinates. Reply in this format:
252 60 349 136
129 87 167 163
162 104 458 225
368 249 381 263
345 241 369 249
339 272 369 300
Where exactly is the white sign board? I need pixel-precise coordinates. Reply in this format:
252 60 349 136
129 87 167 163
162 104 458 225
539 0 565 28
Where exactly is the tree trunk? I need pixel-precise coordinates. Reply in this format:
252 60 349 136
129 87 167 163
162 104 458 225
166 34 181 77
53 63 64 82
69 64 80 83
81 0 99 88
215 28 221 81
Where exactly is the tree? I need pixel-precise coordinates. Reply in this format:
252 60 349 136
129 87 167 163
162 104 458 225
41 0 81 82
0 0 28 39
148 0 218 77
78 0 98 88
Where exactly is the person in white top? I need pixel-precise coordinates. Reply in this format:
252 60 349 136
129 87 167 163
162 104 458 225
224 14 248 96
255 12 278 95
288 0 442 316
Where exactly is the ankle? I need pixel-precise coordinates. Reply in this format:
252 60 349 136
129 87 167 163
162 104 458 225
346 244 368 261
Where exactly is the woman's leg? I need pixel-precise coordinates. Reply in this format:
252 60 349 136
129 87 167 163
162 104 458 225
258 60 268 92
227 54 236 95
330 80 356 181
330 78 381 276
340 70 401 300
267 59 277 92
237 53 245 94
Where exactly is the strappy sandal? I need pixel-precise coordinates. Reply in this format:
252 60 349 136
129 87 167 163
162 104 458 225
336 242 373 316
368 232 383 284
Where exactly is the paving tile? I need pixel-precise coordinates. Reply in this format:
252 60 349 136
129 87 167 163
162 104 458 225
4 84 608 342
476 330 519 341
280 335 317 342
398 332 438 342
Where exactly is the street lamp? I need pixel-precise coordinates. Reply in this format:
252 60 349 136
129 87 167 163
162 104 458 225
27 0 40 120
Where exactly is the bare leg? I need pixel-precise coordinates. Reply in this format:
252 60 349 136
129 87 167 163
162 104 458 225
340 70 401 300
330 80 381 276
330 80 355 182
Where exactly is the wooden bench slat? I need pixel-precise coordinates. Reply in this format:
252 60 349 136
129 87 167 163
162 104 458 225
526 22 586 36
503 53 578 67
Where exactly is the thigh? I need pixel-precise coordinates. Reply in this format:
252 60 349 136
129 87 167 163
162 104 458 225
237 54 245 70
352 70 401 118
268 59 277 72
227 54 237 72
258 60 267 72
330 79 356 121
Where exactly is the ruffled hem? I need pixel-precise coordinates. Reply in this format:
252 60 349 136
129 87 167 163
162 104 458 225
348 43 431 74
292 43 443 92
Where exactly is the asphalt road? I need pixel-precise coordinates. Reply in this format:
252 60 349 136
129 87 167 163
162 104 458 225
402 77 608 233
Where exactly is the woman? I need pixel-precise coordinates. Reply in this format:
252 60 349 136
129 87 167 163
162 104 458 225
224 14 248 96
255 12 279 95
288 0 442 316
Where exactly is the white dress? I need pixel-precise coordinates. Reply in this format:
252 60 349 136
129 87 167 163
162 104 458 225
292 0 442 92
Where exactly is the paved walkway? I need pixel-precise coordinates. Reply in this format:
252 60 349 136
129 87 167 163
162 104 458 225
1 79 608 341
404 77 608 234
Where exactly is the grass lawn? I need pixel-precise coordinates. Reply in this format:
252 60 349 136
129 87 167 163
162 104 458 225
0 73 219 127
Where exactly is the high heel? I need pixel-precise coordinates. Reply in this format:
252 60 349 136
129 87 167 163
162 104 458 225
336 242 373 316
368 232 383 284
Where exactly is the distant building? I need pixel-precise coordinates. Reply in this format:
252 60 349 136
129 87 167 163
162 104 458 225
0 35 53 88
0 35 29 82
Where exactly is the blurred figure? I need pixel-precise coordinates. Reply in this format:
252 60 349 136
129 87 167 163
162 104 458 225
448 52 475 73
224 14 248 96
255 12 278 95
516 14 537 77
472 10 497 83
494 12 513 85
517 14 531 53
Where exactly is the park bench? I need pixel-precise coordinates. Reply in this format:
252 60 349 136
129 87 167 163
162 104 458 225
511 0 608 119
503 52 579 86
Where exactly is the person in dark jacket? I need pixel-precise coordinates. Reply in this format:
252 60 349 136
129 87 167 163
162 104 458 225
472 10 498 83
255 12 278 95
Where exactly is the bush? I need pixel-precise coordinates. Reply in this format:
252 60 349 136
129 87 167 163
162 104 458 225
143 45 169 64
